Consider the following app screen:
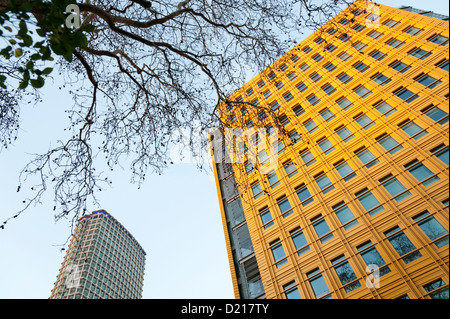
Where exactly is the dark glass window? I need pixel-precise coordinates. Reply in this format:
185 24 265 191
331 255 361 293
379 174 411 202
384 226 422 264
311 215 334 243
332 201 358 230
413 211 449 248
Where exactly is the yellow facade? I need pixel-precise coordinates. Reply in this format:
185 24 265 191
211 1 449 299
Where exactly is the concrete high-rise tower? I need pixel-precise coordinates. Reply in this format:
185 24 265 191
211 1 449 299
50 210 146 299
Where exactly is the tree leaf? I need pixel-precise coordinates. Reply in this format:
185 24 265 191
42 67 53 75
14 48 23 57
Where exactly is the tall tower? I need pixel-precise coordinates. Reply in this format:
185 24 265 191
50 210 146 299
211 1 449 299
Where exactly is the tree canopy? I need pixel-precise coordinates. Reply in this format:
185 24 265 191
1 0 355 228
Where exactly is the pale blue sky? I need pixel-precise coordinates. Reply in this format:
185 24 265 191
0 0 448 299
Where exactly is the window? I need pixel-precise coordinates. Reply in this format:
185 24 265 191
296 82 308 93
289 130 301 144
245 161 255 175
299 148 316 166
318 137 336 155
398 119 428 140
277 196 293 218
322 83 336 95
290 227 310 256
258 110 267 120
302 46 312 53
352 24 365 32
422 105 449 124
283 281 301 299
336 97 353 110
339 18 350 25
319 108 336 122
327 27 337 35
379 174 411 202
393 87 419 103
354 113 375 130
353 61 370 72
260 207 274 229
257 79 265 88
357 241 391 276
386 38 405 48
314 36 325 44
241 107 248 116
270 239 287 268
278 115 290 127
408 47 432 60
405 159 439 187
384 226 422 264
283 160 298 178
355 188 384 216
291 55 300 63
383 19 400 28
355 147 379 168
338 52 352 61
309 72 322 82
353 41 368 51
427 34 449 46
311 215 334 243
312 53 323 62
280 63 288 71
323 62 336 72
295 183 314 206
423 279 449 299
369 49 387 61
268 71 277 80
325 44 337 52
368 30 384 39
339 33 350 42
307 268 331 299
335 125 354 143
331 255 361 293
333 201 358 230
246 88 254 96
314 171 335 194
430 144 449 165
270 100 280 111
403 25 423 36
259 149 269 166
287 72 297 81
414 73 442 89
373 100 396 117
413 211 449 248
299 63 310 71
334 159 357 182
263 90 272 99
304 119 318 133
376 133 403 155
337 72 353 84
307 94 321 106
283 91 294 103
389 60 411 73
353 85 372 98
275 81 284 90
292 104 305 116
251 182 263 199
268 172 280 188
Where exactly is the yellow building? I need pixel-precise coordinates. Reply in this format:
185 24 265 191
210 1 449 299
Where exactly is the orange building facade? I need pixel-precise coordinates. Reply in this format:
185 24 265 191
211 1 449 299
